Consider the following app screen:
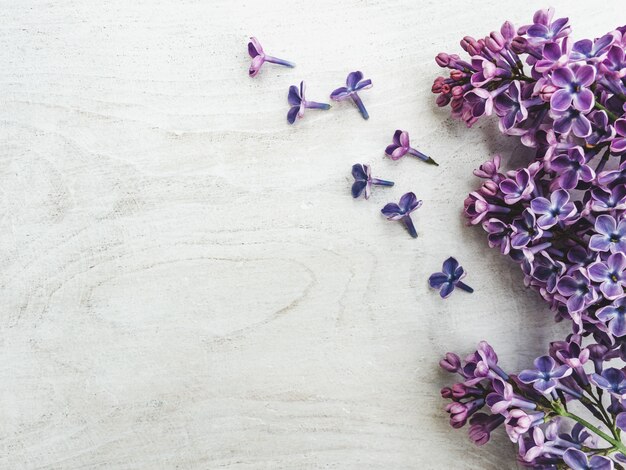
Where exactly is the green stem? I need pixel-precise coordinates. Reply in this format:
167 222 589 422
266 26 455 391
594 101 619 121
560 410 626 454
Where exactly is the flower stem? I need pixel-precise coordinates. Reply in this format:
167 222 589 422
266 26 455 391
402 215 418 238
456 281 474 293
594 101 619 121
559 409 626 454
350 93 369 120
264 56 295 68
371 178 395 187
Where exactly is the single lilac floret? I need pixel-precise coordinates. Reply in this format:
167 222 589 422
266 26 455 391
330 71 372 120
499 169 535 204
556 269 598 313
248 37 295 77
563 448 614 470
350 163 394 199
428 257 474 299
550 65 596 113
384 130 439 166
530 189 577 229
550 147 595 190
590 367 626 399
588 252 626 300
381 192 422 238
511 209 543 249
589 214 626 253
287 81 331 125
518 355 572 394
597 297 626 337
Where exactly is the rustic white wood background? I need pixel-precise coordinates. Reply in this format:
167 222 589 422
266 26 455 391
0 1 622 468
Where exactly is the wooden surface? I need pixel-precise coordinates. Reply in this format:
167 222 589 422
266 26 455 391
0 1 621 468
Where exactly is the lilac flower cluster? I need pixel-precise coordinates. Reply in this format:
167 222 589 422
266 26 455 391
463 153 626 334
434 9 626 467
432 10 625 136
441 337 626 469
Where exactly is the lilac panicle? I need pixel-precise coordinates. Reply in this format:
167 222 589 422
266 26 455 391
435 10 626 468
248 37 295 77
330 71 372 119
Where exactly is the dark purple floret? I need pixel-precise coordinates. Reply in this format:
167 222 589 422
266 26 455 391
428 257 474 298
350 163 394 199
381 192 422 238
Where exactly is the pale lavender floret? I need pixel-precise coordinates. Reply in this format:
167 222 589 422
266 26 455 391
473 155 502 180
590 367 626 398
518 355 572 394
330 71 372 120
556 269 599 313
588 252 626 300
248 37 295 77
350 163 394 199
486 379 535 414
530 189 577 229
563 448 614 470
535 40 571 73
287 81 331 124
499 168 535 204
381 192 422 238
570 34 616 62
428 257 474 298
550 147 595 190
589 214 626 253
597 297 626 337
522 8 571 44
384 130 439 166
503 409 537 442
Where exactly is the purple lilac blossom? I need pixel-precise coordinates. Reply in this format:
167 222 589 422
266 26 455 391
428 257 474 298
287 81 331 124
248 37 295 77
330 71 372 120
384 130 439 166
350 164 394 199
380 192 422 238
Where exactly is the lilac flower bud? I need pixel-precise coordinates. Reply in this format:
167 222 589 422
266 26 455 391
511 36 529 54
450 69 465 81
500 21 516 41
435 52 451 67
468 413 505 446
539 83 558 102
485 31 506 52
440 352 462 373
431 76 445 93
435 93 451 107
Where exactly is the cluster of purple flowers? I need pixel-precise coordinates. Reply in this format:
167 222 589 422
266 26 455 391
441 337 626 468
434 8 626 468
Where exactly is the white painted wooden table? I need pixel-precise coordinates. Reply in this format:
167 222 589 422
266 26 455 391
0 1 622 468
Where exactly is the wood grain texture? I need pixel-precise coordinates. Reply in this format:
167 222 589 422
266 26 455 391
0 1 622 468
